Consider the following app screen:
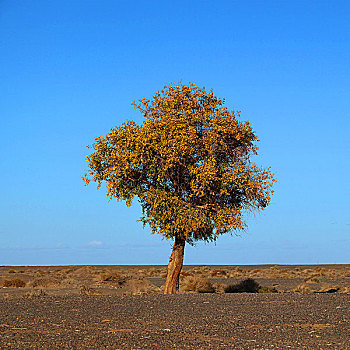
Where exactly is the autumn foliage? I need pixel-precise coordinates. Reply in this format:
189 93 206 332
83 83 275 293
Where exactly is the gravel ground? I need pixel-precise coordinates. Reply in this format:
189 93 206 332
1 294 349 349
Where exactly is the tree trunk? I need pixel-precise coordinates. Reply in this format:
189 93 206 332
164 236 186 294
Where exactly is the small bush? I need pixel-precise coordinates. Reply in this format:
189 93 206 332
99 270 126 285
212 282 226 293
128 278 161 295
292 283 312 293
1 278 26 288
8 269 16 274
224 278 260 293
182 276 215 293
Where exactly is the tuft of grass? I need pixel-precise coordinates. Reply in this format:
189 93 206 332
182 276 215 293
1 278 26 288
99 270 127 285
128 278 161 295
292 283 313 293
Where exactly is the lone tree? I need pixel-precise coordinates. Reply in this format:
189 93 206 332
83 83 275 294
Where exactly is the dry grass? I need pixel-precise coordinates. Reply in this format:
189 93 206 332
126 278 160 295
212 282 226 293
99 270 127 285
181 276 215 293
210 269 228 277
23 289 48 298
1 278 26 288
27 277 60 288
292 283 313 293
225 266 350 280
79 285 103 295
1 265 350 297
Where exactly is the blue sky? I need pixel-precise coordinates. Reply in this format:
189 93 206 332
1 0 349 265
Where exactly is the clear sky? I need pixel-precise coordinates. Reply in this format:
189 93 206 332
1 0 349 266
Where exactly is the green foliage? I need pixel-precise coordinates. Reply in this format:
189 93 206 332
83 83 275 243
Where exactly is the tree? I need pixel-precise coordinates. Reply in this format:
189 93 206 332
83 83 276 294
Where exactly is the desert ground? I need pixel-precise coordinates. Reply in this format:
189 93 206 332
1 264 350 349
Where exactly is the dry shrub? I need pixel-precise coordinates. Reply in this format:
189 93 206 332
1 278 26 288
224 279 260 293
181 271 194 277
189 266 210 277
127 278 160 295
99 270 127 285
28 277 60 288
210 269 227 277
258 286 278 293
79 285 103 295
304 276 320 283
146 267 162 277
181 276 215 293
228 267 244 278
8 269 16 274
314 267 328 275
292 283 313 293
212 282 226 293
248 269 262 277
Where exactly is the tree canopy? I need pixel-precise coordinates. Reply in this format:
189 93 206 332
83 83 275 245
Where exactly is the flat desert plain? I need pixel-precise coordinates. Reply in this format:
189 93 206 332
1 265 350 349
